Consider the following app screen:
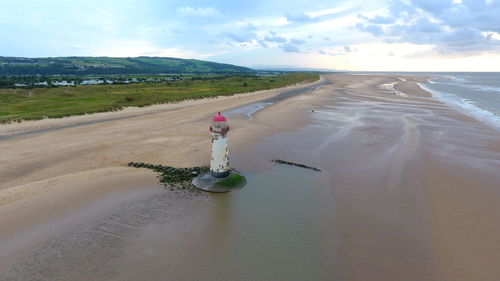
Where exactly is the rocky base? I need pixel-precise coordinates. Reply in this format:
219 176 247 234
192 171 246 193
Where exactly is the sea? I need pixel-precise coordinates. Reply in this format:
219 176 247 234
418 72 500 129
227 72 500 130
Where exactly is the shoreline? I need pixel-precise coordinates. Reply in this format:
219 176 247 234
1 74 499 281
0 77 326 191
418 81 500 130
0 77 325 141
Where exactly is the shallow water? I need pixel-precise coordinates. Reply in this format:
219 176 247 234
223 79 329 120
0 165 338 281
422 72 500 129
223 101 273 120
103 164 338 281
182 166 338 280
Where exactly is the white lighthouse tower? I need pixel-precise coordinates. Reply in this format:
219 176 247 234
192 111 245 192
210 112 230 178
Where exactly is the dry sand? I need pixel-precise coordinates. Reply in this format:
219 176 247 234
0 74 499 281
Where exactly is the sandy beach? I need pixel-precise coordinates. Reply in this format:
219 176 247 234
1 74 499 281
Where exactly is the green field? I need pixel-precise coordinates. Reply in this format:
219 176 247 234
0 73 319 123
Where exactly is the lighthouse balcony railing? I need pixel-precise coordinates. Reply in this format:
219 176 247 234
210 120 229 133
210 125 229 134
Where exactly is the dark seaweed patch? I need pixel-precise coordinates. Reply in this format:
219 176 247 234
128 162 209 194
272 159 321 172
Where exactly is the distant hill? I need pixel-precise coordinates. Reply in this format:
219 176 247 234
0 56 252 75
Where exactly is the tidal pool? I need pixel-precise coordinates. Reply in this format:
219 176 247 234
105 164 339 281
189 165 338 280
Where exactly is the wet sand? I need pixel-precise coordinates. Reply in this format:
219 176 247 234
1 74 499 281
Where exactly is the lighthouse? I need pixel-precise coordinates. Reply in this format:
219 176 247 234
210 112 230 178
192 111 245 192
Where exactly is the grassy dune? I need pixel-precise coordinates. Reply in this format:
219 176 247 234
0 73 319 123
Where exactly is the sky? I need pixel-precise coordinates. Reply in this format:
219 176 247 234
1 0 500 71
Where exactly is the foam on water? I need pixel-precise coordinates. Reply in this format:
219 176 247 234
464 84 500 93
429 80 500 93
419 78 500 130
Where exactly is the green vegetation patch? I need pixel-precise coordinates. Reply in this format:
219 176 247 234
215 173 246 188
0 72 319 123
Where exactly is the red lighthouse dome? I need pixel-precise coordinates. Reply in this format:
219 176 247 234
210 112 229 133
213 112 226 122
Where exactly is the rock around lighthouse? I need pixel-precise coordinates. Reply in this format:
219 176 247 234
192 112 246 192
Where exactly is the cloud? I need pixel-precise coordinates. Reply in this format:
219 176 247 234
286 12 315 23
261 31 308 53
223 24 258 43
291 38 306 45
411 0 453 15
176 6 223 19
442 1 500 33
483 31 500 40
257 40 269 48
355 0 500 55
222 26 309 54
437 28 496 53
3 0 500 70
280 43 301 53
356 23 384 36
317 45 354 56
359 14 395 25
286 6 359 24
264 31 287 43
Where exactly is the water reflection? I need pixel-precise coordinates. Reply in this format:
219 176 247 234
194 166 338 281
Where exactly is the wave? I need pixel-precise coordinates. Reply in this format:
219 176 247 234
419 83 500 130
431 79 500 93
448 76 470 83
462 84 500 93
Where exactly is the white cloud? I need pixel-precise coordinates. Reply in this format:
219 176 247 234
482 31 500 40
280 43 301 53
176 6 223 19
264 31 287 43
87 39 215 59
223 24 258 43
309 7 351 17
356 0 500 55
286 6 358 24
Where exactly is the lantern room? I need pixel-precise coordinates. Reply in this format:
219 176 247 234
210 112 229 134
